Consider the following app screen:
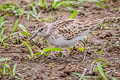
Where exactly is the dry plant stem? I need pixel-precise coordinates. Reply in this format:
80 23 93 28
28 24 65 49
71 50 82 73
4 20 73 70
2 51 23 53
70 46 76 54
82 52 86 62
89 63 96 74
79 68 87 80
80 40 86 62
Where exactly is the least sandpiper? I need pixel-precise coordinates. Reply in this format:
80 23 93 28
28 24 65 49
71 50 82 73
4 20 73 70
29 17 110 47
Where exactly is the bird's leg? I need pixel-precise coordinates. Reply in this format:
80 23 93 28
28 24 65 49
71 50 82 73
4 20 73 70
69 46 77 54
79 40 86 62
59 48 70 58
69 40 86 55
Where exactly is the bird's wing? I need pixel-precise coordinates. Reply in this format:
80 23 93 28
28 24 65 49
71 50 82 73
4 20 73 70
55 19 104 40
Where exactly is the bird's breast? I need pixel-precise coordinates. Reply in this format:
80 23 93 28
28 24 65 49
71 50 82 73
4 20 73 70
47 35 79 47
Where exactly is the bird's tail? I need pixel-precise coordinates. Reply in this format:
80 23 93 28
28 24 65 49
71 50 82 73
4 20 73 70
88 16 120 31
78 17 119 41
88 17 106 31
77 17 108 41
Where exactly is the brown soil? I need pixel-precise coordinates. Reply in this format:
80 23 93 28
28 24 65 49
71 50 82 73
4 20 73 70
0 0 120 80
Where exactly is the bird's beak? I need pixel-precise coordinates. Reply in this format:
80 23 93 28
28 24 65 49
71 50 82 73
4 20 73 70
28 33 38 41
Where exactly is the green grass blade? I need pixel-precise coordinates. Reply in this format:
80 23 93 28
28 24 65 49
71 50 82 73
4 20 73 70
96 50 105 54
11 20 19 33
52 1 60 9
0 3 18 11
12 63 17 76
0 14 9 25
10 20 19 40
78 47 85 52
42 0 45 7
18 24 31 36
86 75 103 79
95 1 104 8
2 67 6 75
0 35 8 43
0 27 5 38
18 24 27 32
70 10 78 19
34 52 49 56
43 47 62 53
32 6 37 16
39 0 47 8
97 62 107 80
22 40 34 59
0 57 11 62
21 31 31 36
92 59 111 65
72 72 87 80
111 77 117 80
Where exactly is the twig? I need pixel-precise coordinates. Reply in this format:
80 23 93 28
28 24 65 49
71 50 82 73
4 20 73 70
2 51 23 53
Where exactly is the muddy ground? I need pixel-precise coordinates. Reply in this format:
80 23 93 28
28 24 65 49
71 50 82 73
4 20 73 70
0 0 120 80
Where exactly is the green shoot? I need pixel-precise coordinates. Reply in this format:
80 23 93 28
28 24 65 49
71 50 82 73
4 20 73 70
0 57 11 75
99 22 105 29
43 47 62 52
10 20 19 41
92 59 111 68
41 0 45 7
0 27 8 43
0 14 9 25
18 24 31 36
95 1 104 8
92 59 110 64
39 0 48 8
24 2 42 21
34 47 62 56
73 61 116 80
52 1 78 9
97 62 107 80
0 14 9 47
34 52 49 56
14 8 24 16
49 14 54 22
31 2 37 16
0 57 11 62
96 50 105 54
78 0 104 8
24 11 32 20
73 72 106 79
0 3 24 16
11 20 19 33
78 47 85 52
2 63 11 75
12 63 17 76
18 24 27 32
0 57 17 77
70 10 78 19
52 0 61 9
22 40 34 59
0 3 18 12
111 77 117 80
9 21 31 44
72 72 87 80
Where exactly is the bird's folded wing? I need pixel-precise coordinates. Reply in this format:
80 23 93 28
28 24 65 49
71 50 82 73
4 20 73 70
57 19 103 40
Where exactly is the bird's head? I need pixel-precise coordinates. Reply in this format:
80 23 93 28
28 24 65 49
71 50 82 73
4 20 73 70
29 23 52 41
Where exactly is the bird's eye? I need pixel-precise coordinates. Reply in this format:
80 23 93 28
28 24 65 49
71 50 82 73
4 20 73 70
40 27 43 31
38 27 44 32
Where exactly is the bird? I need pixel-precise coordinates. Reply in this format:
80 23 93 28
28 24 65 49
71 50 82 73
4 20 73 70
29 18 107 48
